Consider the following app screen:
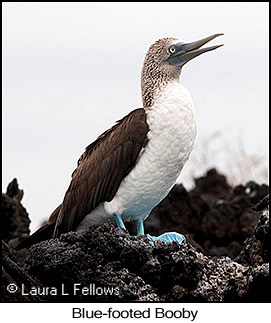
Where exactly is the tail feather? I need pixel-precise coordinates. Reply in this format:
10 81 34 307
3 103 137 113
15 222 55 250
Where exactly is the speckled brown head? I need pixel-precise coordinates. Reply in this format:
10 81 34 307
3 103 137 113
141 34 223 107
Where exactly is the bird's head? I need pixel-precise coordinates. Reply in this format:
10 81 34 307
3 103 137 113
141 33 223 106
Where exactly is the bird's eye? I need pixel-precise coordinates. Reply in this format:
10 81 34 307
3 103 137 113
169 46 176 54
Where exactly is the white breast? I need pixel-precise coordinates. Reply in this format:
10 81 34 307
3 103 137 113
106 81 196 220
76 81 196 231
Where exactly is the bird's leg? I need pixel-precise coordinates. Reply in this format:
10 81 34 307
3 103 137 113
114 214 126 230
136 220 144 236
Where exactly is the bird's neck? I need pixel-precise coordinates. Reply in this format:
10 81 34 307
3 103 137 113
141 68 181 108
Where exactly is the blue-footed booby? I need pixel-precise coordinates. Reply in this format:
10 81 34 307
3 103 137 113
16 33 223 249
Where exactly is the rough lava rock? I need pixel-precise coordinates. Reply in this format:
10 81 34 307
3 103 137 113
2 179 30 248
141 169 269 259
1 169 270 302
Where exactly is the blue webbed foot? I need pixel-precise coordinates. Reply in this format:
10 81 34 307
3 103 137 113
136 219 184 246
146 232 185 246
115 216 185 246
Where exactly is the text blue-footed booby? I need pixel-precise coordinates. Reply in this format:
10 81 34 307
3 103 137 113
16 33 223 249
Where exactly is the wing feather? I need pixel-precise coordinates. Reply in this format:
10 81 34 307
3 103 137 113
53 108 149 237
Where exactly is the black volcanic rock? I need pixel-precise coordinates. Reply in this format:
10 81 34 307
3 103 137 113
143 168 269 259
1 171 270 302
235 195 269 266
2 179 30 248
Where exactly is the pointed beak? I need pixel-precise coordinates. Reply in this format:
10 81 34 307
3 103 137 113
168 33 224 67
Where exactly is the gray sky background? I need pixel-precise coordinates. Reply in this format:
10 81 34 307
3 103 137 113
2 2 269 232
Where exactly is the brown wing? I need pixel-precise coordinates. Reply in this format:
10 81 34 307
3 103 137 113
53 108 149 237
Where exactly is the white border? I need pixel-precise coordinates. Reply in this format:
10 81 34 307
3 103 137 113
1 303 270 323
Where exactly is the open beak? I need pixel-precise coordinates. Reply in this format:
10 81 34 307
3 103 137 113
168 33 224 67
